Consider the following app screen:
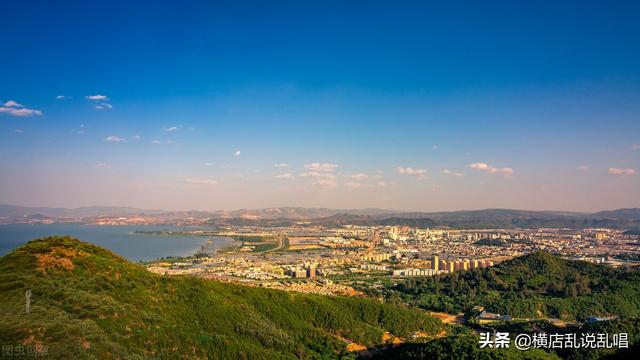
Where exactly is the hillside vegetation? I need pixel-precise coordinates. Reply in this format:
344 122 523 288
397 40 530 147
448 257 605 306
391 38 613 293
390 252 640 320
0 236 444 359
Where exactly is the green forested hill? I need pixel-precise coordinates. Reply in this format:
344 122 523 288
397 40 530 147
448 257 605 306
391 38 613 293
367 335 560 360
0 236 443 359
390 252 640 320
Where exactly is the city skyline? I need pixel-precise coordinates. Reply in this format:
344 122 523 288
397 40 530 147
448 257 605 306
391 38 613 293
1 1 640 212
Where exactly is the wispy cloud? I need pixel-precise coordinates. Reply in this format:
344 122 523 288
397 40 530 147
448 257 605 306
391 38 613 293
304 162 338 172
312 178 337 188
14 129 24 133
299 171 337 188
376 181 397 187
56 95 70 100
132 135 141 140
442 169 463 177
104 135 125 142
4 100 23 107
184 177 220 186
164 126 179 132
469 162 514 176
0 100 42 117
347 173 369 180
632 144 640 150
234 150 241 156
95 103 113 110
86 95 112 110
396 166 427 179
576 165 589 171
274 163 289 168
274 173 295 180
86 95 109 101
608 167 635 176
0 107 43 116
151 139 162 144
204 162 214 167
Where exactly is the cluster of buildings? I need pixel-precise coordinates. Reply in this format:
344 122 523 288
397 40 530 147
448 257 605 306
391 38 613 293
144 222 639 296
392 268 440 277
431 255 495 273
286 263 317 278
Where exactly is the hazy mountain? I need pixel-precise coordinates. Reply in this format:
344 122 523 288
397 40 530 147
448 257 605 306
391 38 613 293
214 207 396 219
590 208 640 221
0 204 166 218
1 204 639 228
0 204 394 220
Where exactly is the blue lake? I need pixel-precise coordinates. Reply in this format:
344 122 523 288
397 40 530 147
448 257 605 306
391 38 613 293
0 224 233 261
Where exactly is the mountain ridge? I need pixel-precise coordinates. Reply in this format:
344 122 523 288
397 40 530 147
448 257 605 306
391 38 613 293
0 236 445 359
1 204 639 229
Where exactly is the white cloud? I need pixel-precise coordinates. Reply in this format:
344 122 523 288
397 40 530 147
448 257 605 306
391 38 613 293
304 162 338 172
86 95 109 101
442 169 463 177
469 162 514 176
14 129 24 133
4 100 23 107
312 177 337 188
132 135 141 140
204 162 214 167
95 102 112 110
233 174 245 179
432 144 439 150
234 150 241 156
274 173 295 180
104 135 125 142
0 106 42 117
56 95 69 100
608 167 635 176
86 95 112 110
396 166 427 179
94 162 112 169
151 139 162 144
274 163 289 168
376 181 397 187
576 165 589 171
347 173 369 180
299 171 337 188
164 126 178 132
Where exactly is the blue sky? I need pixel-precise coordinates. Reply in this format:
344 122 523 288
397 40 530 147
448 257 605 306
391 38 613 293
1 1 639 211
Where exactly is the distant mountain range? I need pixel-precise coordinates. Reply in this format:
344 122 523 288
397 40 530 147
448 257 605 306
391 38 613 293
1 204 640 229
0 204 167 218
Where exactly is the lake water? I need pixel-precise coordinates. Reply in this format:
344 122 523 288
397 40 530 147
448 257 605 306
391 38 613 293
0 224 234 261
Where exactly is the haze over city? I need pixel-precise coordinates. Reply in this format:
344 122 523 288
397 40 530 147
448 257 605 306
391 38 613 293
1 1 639 212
